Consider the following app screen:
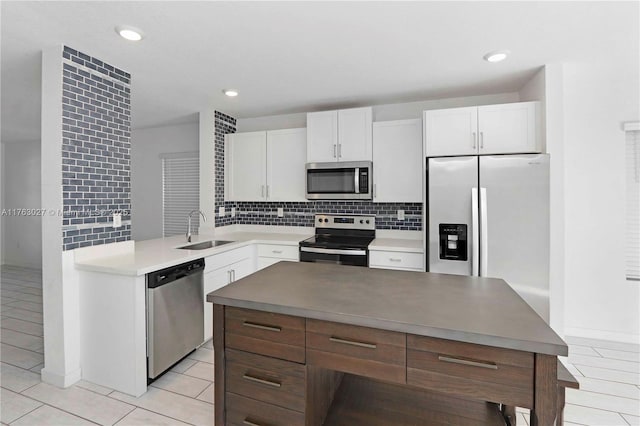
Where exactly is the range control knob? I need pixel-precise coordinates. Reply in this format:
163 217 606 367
366 220 370 224
318 218 323 223
360 220 364 224
324 218 329 223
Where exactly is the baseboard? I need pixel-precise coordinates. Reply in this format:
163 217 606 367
565 326 640 345
41 367 82 388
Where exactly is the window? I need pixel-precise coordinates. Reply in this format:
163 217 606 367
162 153 200 237
625 123 640 281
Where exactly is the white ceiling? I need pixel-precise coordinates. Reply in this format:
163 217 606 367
1 1 638 143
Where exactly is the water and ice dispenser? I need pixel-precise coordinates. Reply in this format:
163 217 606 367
439 224 468 261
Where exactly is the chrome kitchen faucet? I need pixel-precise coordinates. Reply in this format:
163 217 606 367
186 210 206 242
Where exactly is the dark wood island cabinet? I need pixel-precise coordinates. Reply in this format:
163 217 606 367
208 262 568 426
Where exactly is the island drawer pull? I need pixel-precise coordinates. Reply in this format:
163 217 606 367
438 355 498 370
243 418 268 426
272 250 283 254
242 374 282 388
389 258 402 262
329 336 377 349
242 321 282 332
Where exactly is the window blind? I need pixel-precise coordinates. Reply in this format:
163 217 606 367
162 155 200 237
626 129 640 281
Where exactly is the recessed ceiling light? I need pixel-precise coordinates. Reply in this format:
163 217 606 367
224 89 239 97
483 50 510 63
115 25 144 42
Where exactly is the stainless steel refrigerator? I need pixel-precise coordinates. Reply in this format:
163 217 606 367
426 154 550 320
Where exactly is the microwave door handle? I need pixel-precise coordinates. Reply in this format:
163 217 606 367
354 168 359 194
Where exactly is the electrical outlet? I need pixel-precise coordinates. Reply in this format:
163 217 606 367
277 207 284 217
231 207 236 217
113 212 122 227
219 206 225 217
397 210 405 221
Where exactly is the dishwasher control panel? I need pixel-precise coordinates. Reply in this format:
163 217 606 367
147 258 205 288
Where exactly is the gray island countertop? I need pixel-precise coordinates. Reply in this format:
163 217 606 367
208 262 567 356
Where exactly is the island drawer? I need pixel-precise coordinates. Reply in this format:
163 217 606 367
226 349 306 413
406 335 534 408
226 392 305 426
226 307 306 363
306 319 406 384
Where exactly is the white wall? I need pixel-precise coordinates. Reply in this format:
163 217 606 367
562 60 640 343
0 141 42 268
131 122 199 241
236 92 520 132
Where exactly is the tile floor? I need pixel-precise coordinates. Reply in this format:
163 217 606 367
1 265 639 425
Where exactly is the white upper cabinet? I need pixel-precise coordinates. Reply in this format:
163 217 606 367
266 128 307 201
337 107 373 161
225 131 267 201
424 101 540 157
477 102 539 155
306 110 338 162
424 106 478 157
226 128 306 202
372 119 423 202
307 107 372 162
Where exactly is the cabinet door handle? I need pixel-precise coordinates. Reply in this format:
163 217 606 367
227 270 232 284
333 144 337 158
389 258 401 262
338 144 342 158
272 250 283 254
373 184 377 199
243 374 282 388
261 185 265 198
472 132 477 149
480 131 484 149
266 185 269 198
243 419 265 426
438 355 498 370
243 321 282 332
329 336 377 349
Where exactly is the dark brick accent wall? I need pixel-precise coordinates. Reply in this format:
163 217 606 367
213 111 422 231
61 46 131 251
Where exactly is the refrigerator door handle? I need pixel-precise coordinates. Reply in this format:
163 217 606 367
480 187 488 276
471 188 480 276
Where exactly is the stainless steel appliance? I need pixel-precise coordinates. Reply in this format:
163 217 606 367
147 258 204 379
306 161 372 200
427 154 550 320
299 214 375 266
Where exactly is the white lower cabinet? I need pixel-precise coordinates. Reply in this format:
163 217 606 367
256 243 299 271
203 245 256 341
369 250 424 272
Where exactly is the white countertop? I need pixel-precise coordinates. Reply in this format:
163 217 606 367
73 227 424 276
369 238 424 253
74 230 312 277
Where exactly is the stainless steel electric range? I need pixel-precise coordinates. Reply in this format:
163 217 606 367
299 214 376 267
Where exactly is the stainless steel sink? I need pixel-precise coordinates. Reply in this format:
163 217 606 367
177 240 234 250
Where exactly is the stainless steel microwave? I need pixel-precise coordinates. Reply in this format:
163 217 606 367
305 161 372 200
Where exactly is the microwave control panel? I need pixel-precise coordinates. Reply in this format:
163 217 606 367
358 168 369 193
439 224 468 261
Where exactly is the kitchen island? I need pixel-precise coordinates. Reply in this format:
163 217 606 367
208 262 567 425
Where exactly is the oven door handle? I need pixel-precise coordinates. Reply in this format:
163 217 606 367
300 247 367 256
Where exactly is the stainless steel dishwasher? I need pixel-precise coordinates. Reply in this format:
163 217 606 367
147 258 204 380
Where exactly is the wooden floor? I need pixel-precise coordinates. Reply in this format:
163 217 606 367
1 265 639 425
